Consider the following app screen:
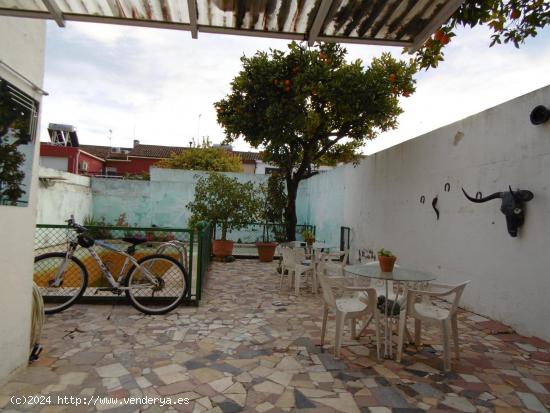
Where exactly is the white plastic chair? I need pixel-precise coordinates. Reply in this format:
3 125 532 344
318 265 380 359
280 247 314 296
397 281 470 371
321 250 349 278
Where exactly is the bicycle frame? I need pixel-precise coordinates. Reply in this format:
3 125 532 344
53 239 160 290
155 240 188 270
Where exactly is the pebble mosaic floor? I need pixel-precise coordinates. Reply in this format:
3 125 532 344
1 260 549 412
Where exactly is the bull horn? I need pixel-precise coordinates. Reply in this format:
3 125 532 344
520 190 534 202
509 185 519 201
462 188 502 203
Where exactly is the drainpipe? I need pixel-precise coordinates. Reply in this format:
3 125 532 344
75 150 80 175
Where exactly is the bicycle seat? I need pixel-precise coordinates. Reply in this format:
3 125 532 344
122 237 147 246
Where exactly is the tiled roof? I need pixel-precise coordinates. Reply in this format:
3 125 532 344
78 144 263 162
129 144 186 158
232 151 263 161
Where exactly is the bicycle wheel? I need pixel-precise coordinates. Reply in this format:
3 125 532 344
33 253 88 314
125 254 189 314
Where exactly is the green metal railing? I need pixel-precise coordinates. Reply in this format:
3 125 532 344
35 224 213 305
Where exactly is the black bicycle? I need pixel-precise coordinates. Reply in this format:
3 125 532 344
34 216 189 315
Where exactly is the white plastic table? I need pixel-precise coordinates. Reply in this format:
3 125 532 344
344 264 437 358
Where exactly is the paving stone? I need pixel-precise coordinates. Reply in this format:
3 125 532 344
185 360 207 370
370 386 410 408
253 381 285 395
191 368 225 383
2 260 549 413
516 392 548 413
209 377 234 393
441 395 477 412
96 363 130 378
316 353 347 371
521 378 549 395
217 400 243 413
275 357 302 372
294 390 316 409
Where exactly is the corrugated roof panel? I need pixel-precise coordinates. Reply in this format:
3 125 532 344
0 0 464 47
52 0 191 23
0 0 46 11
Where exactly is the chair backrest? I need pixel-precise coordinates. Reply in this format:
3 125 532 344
281 247 296 267
317 263 345 308
447 281 470 315
293 247 306 262
411 281 470 317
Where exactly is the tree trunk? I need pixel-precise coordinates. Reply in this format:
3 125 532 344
285 178 298 241
221 223 227 241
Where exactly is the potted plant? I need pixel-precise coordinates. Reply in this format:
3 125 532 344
256 174 287 262
378 248 397 272
187 173 261 259
302 228 315 246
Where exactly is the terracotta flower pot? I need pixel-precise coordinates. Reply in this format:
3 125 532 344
378 255 396 272
256 242 278 262
212 239 234 258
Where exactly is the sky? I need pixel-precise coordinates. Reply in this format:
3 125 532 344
40 19 550 155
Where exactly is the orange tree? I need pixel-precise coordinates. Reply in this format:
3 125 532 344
156 146 243 172
412 0 550 70
215 42 415 240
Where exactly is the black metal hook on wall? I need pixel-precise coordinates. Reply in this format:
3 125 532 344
432 196 439 220
420 195 425 204
444 183 450 192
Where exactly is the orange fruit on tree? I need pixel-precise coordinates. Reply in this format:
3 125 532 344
389 74 397 83
434 29 444 42
284 79 291 86
511 9 521 19
440 34 450 45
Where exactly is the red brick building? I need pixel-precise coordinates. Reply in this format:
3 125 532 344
39 124 264 176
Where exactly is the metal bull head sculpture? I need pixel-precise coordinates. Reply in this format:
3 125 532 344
462 186 534 237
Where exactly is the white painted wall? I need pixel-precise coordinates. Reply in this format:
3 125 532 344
36 167 92 225
0 17 46 382
298 85 550 340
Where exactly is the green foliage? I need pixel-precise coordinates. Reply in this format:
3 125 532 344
259 174 288 242
123 172 150 180
216 42 415 171
264 174 287 224
156 146 243 172
410 0 550 70
377 248 395 257
186 173 262 240
302 228 315 243
83 215 112 239
0 79 33 205
0 139 25 204
215 41 415 239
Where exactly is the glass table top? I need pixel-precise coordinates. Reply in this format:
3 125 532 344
344 264 437 282
312 242 335 250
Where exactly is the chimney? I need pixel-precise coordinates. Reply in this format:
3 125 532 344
133 139 140 147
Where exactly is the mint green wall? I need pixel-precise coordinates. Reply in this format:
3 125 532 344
92 168 268 228
296 168 346 247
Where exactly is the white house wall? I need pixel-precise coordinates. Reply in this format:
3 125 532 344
297 85 550 340
0 17 46 383
36 167 93 225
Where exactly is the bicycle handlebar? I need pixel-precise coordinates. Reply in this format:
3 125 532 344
66 216 87 234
